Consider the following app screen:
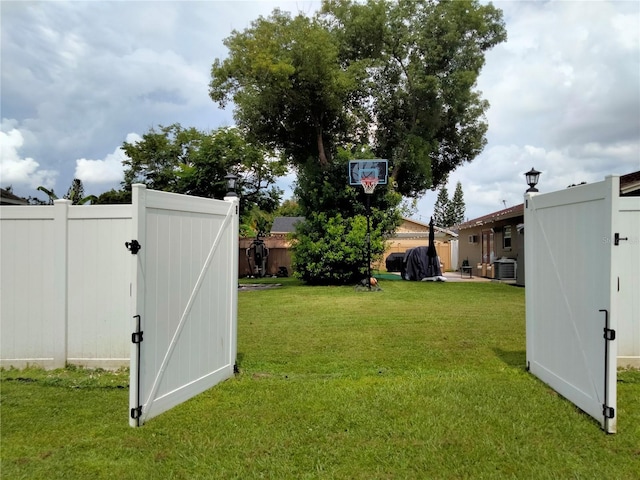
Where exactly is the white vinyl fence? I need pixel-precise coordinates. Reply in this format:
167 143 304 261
128 186 239 426
1 201 132 369
525 175 639 434
1 186 239 376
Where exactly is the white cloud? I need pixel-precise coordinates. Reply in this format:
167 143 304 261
0 127 58 189
74 151 124 185
410 1 640 223
75 133 142 185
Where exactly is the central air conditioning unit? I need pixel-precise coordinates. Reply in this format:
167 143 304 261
493 258 517 280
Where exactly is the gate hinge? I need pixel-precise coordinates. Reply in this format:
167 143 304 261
130 406 143 420
603 328 616 341
132 331 144 343
603 405 615 419
614 233 628 246
125 239 142 254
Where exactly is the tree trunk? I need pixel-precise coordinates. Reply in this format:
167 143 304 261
316 124 329 167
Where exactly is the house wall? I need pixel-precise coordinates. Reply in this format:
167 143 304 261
458 218 523 277
239 234 455 276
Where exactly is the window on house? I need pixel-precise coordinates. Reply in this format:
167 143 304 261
468 234 478 244
503 226 512 250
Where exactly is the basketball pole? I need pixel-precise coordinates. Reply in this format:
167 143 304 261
366 192 371 290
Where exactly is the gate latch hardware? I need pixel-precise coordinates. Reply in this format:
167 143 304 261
614 233 628 246
125 239 141 254
603 328 616 341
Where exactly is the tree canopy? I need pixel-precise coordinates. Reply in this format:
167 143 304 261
121 124 286 208
209 0 505 283
448 181 466 225
210 9 370 170
210 0 506 196
119 124 286 236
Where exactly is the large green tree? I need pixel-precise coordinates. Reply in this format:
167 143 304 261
209 0 505 282
433 181 465 227
210 9 370 169
325 0 506 194
211 0 506 196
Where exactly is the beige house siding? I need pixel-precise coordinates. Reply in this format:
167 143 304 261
240 217 457 277
458 204 524 278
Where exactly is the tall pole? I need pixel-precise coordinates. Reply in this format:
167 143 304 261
366 193 371 290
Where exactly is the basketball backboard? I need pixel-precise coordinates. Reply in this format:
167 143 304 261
348 159 388 186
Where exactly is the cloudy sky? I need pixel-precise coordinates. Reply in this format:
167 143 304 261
1 0 638 221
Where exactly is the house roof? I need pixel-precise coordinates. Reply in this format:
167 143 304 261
0 188 29 205
270 216 304 234
400 217 458 237
455 170 639 230
269 215 458 239
621 170 640 196
458 204 524 230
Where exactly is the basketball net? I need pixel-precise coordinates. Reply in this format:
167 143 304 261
360 177 379 194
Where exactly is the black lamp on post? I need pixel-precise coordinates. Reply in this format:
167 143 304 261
525 168 541 193
225 172 238 197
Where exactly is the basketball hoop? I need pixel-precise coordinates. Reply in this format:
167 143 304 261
360 177 379 194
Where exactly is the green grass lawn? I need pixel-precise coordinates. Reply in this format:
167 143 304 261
2 278 639 479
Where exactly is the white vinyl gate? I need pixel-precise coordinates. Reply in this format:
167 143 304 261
525 177 621 433
128 185 239 427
